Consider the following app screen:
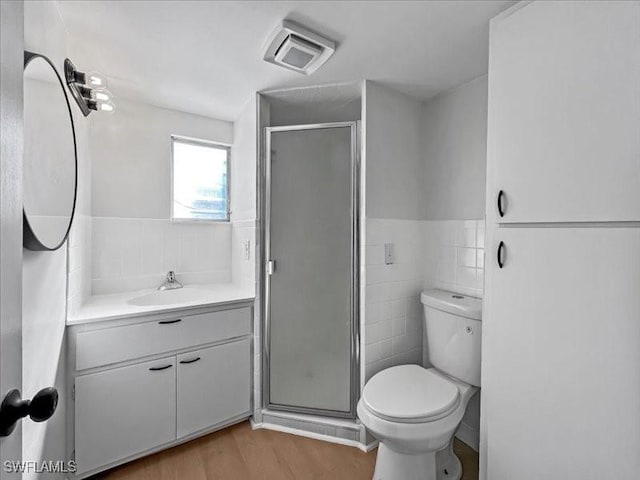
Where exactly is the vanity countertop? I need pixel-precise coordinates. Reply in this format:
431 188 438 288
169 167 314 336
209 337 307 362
67 283 255 326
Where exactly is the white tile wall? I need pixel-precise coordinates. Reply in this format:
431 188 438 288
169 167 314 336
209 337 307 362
252 218 262 421
424 219 485 298
231 220 256 290
90 217 231 295
364 219 425 382
229 219 260 418
423 218 484 450
363 217 485 383
67 214 92 315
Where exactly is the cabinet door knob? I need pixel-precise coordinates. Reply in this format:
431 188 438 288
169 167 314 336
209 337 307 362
149 364 173 371
179 357 201 365
497 190 506 217
0 387 58 437
158 319 181 325
497 241 506 268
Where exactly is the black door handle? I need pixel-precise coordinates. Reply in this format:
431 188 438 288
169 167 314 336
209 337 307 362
497 190 506 217
179 357 201 365
497 241 506 268
0 387 58 437
158 319 182 325
149 364 173 371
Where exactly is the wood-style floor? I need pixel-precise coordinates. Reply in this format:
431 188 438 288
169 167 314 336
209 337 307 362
100 421 479 480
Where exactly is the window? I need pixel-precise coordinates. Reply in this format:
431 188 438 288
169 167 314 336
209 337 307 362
171 136 229 221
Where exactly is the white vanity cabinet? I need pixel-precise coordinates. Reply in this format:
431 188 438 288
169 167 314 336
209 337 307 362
177 339 250 438
74 356 177 475
485 1 640 224
68 302 253 478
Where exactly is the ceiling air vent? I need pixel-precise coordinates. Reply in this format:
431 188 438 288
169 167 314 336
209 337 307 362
263 20 335 75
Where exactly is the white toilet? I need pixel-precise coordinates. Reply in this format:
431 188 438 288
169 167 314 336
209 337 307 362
358 289 482 480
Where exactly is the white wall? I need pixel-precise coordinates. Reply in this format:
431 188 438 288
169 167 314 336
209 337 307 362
420 77 488 451
90 98 232 219
422 76 488 220
231 97 257 223
362 78 488 451
22 1 91 476
66 35 93 312
231 97 257 292
83 98 235 295
364 81 425 220
362 82 427 385
21 249 67 478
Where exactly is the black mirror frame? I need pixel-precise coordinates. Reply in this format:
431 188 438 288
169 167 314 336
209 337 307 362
23 51 78 251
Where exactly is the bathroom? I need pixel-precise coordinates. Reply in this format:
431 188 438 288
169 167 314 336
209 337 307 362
1 1 638 480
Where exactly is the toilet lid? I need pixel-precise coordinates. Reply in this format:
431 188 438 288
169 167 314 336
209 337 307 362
362 365 460 423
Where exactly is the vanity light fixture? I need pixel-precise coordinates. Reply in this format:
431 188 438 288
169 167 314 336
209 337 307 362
64 58 115 116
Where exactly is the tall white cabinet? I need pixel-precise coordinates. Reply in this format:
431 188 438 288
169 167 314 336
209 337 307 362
485 1 640 224
481 2 640 480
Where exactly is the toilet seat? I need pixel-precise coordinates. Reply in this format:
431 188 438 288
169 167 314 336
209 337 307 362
361 365 460 424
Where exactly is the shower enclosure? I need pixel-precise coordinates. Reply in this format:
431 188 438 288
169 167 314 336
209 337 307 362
263 122 359 418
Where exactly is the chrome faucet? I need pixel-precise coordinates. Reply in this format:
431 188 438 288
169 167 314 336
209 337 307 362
158 270 183 290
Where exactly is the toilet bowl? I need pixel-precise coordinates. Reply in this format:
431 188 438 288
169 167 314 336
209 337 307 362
358 366 476 480
359 290 482 480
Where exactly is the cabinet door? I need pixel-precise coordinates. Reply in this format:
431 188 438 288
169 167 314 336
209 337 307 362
486 1 640 223
75 357 176 475
177 338 250 438
481 227 640 479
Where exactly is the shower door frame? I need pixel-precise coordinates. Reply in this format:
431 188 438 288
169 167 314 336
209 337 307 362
262 121 360 419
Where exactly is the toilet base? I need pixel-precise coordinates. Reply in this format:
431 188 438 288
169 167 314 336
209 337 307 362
373 438 462 480
435 438 462 480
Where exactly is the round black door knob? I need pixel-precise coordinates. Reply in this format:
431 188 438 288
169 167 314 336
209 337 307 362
28 387 58 422
0 387 58 437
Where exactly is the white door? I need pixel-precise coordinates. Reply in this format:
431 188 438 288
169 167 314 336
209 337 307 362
486 1 640 223
481 227 640 479
177 339 250 438
0 0 24 472
74 357 177 475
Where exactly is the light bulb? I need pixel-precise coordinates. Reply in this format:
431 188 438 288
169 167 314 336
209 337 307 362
91 89 112 102
96 101 115 113
85 71 108 89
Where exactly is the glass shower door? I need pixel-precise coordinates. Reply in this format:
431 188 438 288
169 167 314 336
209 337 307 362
265 123 358 417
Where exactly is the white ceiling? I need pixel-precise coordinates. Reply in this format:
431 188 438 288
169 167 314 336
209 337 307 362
57 0 514 121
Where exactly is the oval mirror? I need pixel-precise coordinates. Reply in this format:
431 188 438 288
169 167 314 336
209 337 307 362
23 52 77 250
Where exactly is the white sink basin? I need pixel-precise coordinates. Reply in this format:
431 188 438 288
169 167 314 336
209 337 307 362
127 288 207 306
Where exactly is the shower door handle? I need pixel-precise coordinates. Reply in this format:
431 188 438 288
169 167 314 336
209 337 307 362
266 260 276 275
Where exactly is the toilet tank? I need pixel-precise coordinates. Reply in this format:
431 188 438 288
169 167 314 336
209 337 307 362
421 289 482 386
